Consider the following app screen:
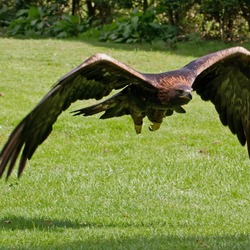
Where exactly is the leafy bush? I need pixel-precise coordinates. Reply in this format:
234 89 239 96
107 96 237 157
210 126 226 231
8 6 88 37
99 7 177 43
0 4 14 27
51 14 88 38
8 6 54 36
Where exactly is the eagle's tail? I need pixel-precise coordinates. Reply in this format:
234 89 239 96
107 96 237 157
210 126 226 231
71 91 129 119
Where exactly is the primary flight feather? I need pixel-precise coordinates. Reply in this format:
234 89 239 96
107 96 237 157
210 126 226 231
1 46 250 178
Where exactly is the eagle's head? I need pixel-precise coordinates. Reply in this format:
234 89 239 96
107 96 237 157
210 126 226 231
159 84 192 107
175 85 193 103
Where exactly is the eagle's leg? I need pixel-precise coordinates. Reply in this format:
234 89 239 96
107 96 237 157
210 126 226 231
131 113 144 134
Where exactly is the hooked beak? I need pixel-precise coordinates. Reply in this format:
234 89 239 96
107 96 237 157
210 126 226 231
180 89 192 100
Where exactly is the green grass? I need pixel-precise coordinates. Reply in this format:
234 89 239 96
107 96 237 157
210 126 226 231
0 38 250 249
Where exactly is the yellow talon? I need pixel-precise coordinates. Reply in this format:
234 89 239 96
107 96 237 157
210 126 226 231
134 124 142 134
149 122 161 131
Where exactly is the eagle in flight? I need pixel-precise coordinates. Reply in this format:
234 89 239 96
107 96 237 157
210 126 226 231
1 46 250 178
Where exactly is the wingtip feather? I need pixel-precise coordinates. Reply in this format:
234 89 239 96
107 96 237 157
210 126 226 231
17 155 28 178
0 122 26 179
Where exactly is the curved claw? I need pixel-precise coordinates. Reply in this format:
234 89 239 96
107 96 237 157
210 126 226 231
149 122 161 132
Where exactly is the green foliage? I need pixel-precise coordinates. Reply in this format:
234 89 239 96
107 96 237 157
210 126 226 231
199 0 241 39
8 6 50 36
99 7 180 43
0 4 13 26
7 5 88 37
1 0 250 41
52 14 89 38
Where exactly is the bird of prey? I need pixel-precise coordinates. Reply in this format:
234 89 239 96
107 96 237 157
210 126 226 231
1 46 250 178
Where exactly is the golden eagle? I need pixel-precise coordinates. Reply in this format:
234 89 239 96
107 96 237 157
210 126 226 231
1 46 250 178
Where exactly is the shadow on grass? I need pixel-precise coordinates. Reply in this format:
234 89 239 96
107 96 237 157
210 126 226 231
47 37 250 58
46 235 250 250
0 216 165 230
1 216 250 249
0 216 172 230
73 37 250 58
1 216 86 230
1 28 249 58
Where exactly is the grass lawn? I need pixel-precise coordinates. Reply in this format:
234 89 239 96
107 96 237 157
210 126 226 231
0 37 250 249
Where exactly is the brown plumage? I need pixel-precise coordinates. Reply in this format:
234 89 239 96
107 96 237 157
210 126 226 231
1 46 250 178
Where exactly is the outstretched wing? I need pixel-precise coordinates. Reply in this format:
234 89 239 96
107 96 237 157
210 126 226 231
0 53 152 178
186 46 250 155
